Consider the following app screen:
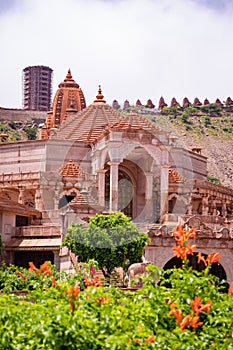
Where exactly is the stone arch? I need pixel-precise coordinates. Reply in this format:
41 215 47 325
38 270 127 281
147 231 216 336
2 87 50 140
58 188 80 209
104 159 147 219
163 253 228 292
168 193 189 215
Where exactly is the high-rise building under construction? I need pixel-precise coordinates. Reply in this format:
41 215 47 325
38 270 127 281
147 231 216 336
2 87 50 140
23 65 53 111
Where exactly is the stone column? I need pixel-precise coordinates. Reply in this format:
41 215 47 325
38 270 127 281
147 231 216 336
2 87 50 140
18 188 25 205
54 189 60 211
160 165 169 221
97 169 106 207
35 188 44 211
145 173 154 221
108 161 120 212
222 202 227 218
201 194 209 216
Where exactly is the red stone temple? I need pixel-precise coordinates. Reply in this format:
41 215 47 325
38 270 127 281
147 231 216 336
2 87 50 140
0 70 232 283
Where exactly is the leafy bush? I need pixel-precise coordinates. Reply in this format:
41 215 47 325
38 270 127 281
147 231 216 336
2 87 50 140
63 212 149 282
161 106 181 116
208 175 221 185
0 226 232 349
181 114 193 125
204 116 211 127
184 106 199 115
200 104 221 115
25 127 37 140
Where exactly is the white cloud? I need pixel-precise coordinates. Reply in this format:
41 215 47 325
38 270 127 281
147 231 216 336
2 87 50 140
0 0 233 108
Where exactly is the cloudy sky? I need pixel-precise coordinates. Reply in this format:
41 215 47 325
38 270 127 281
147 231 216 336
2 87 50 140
0 0 233 108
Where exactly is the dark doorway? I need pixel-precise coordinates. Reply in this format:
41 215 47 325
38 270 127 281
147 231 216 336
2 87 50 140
59 195 75 209
14 251 54 268
162 253 228 292
16 215 29 227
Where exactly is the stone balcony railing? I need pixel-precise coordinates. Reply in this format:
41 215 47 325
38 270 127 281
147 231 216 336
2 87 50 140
14 225 61 237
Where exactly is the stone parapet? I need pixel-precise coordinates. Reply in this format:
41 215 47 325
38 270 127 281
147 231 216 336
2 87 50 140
0 107 47 122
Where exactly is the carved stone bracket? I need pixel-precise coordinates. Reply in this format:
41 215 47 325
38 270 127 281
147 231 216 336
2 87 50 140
184 215 231 239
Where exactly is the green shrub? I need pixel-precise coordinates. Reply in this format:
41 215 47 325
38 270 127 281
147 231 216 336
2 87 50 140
0 226 232 349
208 175 221 185
63 212 149 282
204 116 211 127
25 127 37 140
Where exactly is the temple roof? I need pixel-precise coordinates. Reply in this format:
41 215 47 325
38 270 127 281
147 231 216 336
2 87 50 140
60 160 84 177
51 86 161 144
169 169 184 183
40 69 86 139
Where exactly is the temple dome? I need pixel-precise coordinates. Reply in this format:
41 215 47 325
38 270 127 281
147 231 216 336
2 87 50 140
40 69 86 139
50 86 161 144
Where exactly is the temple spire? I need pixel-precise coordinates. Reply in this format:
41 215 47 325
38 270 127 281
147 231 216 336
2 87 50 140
64 68 74 82
66 68 72 80
94 85 106 103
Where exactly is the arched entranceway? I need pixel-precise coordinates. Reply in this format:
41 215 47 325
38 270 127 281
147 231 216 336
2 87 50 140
58 194 76 209
163 253 228 292
104 158 148 220
105 169 134 217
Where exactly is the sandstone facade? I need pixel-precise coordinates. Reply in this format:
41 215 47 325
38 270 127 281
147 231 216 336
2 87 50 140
0 71 232 282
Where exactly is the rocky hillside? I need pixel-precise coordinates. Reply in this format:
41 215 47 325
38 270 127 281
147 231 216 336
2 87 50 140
146 107 233 188
0 120 39 142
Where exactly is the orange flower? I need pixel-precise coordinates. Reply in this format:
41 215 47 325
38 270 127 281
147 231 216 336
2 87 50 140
16 270 25 280
172 244 196 261
68 284 80 298
180 315 192 330
199 300 212 314
94 296 109 305
189 315 203 329
83 275 102 287
228 283 233 295
169 302 177 310
191 296 202 314
51 277 58 287
40 261 51 272
42 269 53 280
191 296 212 315
93 275 102 287
173 226 196 245
168 308 183 325
28 262 38 274
186 244 197 255
133 339 141 343
145 334 155 343
172 245 185 259
206 252 220 265
197 252 207 266
66 284 80 312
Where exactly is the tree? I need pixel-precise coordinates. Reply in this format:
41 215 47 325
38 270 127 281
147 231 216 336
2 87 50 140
63 212 149 281
25 127 37 140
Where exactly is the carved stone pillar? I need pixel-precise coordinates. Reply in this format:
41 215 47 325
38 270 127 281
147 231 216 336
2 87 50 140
145 173 153 200
18 188 25 205
145 173 154 221
108 161 120 212
97 169 106 207
35 188 44 211
222 202 227 218
211 196 217 216
201 194 209 216
160 165 169 220
54 189 60 210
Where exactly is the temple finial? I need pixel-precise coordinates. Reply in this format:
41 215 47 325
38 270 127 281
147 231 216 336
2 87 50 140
66 68 72 80
94 85 106 103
